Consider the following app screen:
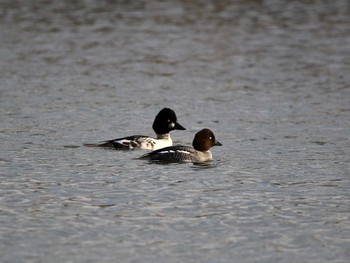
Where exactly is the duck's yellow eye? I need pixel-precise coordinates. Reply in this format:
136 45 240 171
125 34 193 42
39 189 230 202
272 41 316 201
167 119 171 123
209 137 212 140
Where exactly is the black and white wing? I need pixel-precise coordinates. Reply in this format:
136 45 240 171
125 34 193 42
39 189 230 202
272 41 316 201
139 145 196 163
97 135 156 150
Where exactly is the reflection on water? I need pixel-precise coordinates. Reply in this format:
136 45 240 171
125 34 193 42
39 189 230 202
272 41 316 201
1 0 349 262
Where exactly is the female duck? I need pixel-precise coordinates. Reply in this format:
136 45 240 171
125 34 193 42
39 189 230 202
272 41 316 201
139 128 222 163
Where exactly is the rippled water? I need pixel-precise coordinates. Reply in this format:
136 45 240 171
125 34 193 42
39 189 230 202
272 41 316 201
1 1 349 262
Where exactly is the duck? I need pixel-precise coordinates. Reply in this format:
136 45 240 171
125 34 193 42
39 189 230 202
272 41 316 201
95 108 186 150
139 128 222 162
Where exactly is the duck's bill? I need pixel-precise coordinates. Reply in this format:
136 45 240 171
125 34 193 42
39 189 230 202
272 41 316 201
214 140 222 146
174 122 186 130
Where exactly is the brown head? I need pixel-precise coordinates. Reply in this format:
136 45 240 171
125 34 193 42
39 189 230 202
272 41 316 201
192 128 222 151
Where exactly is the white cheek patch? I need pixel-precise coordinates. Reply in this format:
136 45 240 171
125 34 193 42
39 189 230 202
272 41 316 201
169 122 175 128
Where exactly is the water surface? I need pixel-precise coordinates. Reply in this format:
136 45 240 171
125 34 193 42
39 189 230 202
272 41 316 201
1 1 349 262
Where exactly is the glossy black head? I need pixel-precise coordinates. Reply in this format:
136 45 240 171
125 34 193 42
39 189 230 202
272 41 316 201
192 128 222 151
152 108 186 134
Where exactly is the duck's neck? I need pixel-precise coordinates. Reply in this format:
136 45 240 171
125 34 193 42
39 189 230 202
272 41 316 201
156 133 171 140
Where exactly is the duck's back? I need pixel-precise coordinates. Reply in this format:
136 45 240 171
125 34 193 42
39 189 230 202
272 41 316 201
140 145 198 163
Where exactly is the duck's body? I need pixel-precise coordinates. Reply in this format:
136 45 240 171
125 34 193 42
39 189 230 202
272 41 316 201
98 133 173 151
